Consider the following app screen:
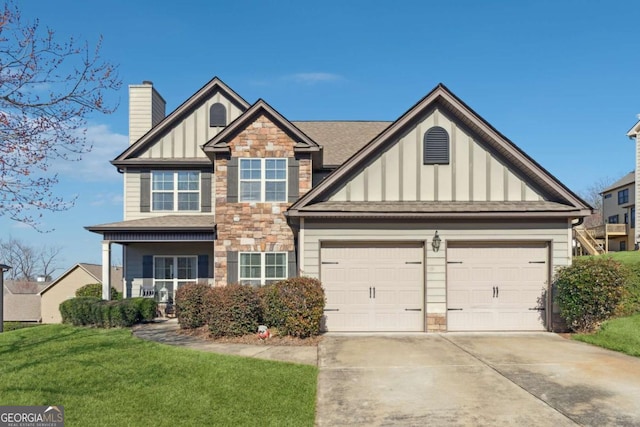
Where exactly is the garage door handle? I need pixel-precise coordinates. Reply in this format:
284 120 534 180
405 261 422 264
324 309 340 312
447 308 463 311
529 307 546 311
405 308 422 311
529 261 546 264
321 261 339 264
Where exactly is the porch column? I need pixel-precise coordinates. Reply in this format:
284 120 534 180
102 240 111 300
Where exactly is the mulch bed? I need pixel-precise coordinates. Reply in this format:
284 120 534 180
177 325 322 347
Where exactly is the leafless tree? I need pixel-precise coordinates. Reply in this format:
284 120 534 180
0 1 121 228
0 236 61 280
579 176 614 228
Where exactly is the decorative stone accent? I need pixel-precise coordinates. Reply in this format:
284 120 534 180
426 313 446 332
214 113 312 285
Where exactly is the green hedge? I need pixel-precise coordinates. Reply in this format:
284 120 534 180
206 284 262 337
60 297 157 327
75 283 121 300
555 257 628 332
261 277 325 338
175 283 210 329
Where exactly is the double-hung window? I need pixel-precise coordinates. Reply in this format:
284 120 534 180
239 158 286 202
618 188 629 205
239 252 287 286
152 171 200 211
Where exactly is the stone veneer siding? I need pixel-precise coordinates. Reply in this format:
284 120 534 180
214 113 312 286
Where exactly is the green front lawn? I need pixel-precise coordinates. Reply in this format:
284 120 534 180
576 250 640 265
574 313 640 357
0 325 317 426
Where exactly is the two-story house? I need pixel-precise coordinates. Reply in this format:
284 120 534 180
592 172 636 252
87 77 591 332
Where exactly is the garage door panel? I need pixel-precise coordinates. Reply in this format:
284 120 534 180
321 244 424 332
447 243 548 332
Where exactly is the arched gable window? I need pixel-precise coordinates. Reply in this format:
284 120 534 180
209 103 227 127
423 126 449 165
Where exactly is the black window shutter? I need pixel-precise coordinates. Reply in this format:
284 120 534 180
142 255 153 279
198 254 209 279
227 157 238 203
140 170 151 212
201 170 212 212
288 157 299 203
423 127 450 165
227 251 238 284
210 103 227 127
287 251 297 278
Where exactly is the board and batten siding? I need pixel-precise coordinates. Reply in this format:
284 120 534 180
301 219 572 317
139 92 244 160
330 108 542 203
125 243 214 297
123 170 215 220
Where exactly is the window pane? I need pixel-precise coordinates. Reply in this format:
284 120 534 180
154 257 173 280
265 253 286 278
177 257 196 279
240 253 261 279
265 159 286 179
152 192 173 210
152 172 174 191
178 193 199 210
265 181 286 202
177 171 199 191
240 159 262 179
240 182 261 201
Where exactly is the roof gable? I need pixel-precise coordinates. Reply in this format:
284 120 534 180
113 77 250 165
288 84 591 217
203 99 321 156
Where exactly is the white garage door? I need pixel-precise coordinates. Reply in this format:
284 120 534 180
447 242 548 331
321 243 424 332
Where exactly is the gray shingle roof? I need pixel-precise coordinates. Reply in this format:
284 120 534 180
292 121 391 166
602 171 634 193
296 201 579 217
86 215 216 231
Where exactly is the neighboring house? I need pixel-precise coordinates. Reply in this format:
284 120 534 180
39 264 123 323
3 280 49 322
86 78 591 332
588 172 635 252
627 120 640 246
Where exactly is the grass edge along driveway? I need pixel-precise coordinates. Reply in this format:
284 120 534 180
0 325 317 427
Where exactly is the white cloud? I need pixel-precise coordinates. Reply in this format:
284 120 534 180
51 124 128 182
284 72 344 84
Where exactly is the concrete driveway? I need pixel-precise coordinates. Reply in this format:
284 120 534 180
316 334 640 426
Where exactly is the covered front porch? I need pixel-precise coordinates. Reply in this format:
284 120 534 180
85 215 216 301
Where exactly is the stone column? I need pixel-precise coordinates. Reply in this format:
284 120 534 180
102 241 112 300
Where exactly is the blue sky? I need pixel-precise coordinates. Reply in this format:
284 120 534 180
2 0 638 276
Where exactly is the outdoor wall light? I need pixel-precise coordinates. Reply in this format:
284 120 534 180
431 231 441 252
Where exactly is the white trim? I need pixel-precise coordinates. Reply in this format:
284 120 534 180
152 255 198 301
239 158 287 202
150 170 201 212
238 252 288 285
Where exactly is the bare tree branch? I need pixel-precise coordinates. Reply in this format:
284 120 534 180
0 2 121 229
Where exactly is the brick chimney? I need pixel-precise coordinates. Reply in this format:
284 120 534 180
128 81 166 145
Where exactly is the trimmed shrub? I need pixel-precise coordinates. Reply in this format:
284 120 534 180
60 297 102 326
261 277 325 338
175 283 211 329
130 298 158 322
75 283 121 300
206 284 262 337
555 257 628 333
60 297 155 327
